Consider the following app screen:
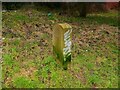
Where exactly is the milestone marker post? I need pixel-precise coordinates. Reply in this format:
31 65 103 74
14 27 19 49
53 23 72 70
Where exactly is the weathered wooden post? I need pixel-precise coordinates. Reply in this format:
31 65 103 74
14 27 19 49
53 23 72 70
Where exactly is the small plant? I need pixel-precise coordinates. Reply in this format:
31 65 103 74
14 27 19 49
88 74 101 86
3 54 13 67
13 76 35 88
12 39 20 46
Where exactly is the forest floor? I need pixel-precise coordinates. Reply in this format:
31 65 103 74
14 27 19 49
2 7 118 88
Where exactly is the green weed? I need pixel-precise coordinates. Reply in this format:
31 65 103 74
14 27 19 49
3 54 13 67
13 76 40 88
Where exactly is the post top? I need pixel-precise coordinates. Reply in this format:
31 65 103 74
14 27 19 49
54 23 72 30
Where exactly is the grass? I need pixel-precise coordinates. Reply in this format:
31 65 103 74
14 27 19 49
13 76 41 88
53 11 118 27
2 8 118 88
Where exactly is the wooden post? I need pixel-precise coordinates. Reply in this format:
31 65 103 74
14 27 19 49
53 23 72 70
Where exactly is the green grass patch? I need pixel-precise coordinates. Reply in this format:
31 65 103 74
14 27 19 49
58 11 118 27
13 76 41 88
3 54 13 67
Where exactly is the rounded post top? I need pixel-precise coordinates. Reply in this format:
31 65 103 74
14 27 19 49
54 23 72 30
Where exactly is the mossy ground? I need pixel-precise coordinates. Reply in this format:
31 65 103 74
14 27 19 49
2 8 118 88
